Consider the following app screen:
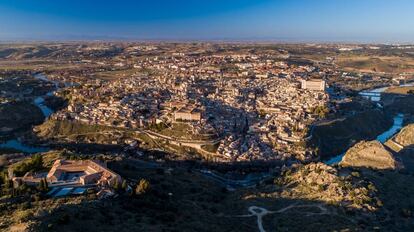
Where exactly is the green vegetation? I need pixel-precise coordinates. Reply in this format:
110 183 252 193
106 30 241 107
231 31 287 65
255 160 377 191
201 143 219 153
38 178 49 192
12 154 44 177
43 95 68 112
135 178 150 195
36 119 119 138
0 101 44 139
2 153 414 231
312 105 329 118
311 109 393 159
2 42 414 231
20 158 241 232
34 119 136 146
148 121 168 132
156 122 216 141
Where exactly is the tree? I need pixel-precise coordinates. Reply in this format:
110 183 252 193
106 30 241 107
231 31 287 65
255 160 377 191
13 154 44 177
313 105 329 118
38 179 45 192
3 176 13 195
135 179 150 195
43 178 48 191
121 180 128 191
0 155 7 167
37 178 49 192
31 155 43 171
113 178 120 191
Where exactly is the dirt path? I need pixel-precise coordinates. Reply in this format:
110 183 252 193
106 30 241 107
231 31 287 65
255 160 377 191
233 203 329 232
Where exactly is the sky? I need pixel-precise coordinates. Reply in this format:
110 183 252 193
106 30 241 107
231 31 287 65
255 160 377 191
0 0 413 43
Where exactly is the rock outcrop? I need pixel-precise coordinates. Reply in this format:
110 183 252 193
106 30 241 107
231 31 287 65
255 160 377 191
276 163 378 210
311 109 393 159
393 123 414 147
340 141 401 170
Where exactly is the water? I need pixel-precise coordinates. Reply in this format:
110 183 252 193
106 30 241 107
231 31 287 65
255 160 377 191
34 73 60 89
324 83 412 165
0 139 49 153
324 114 404 165
34 96 53 118
0 73 57 153
359 86 388 101
376 114 404 143
33 73 56 118
359 83 414 102
324 152 345 165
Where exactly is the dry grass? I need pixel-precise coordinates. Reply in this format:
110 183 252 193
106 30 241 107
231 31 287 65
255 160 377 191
385 86 414 94
337 55 414 73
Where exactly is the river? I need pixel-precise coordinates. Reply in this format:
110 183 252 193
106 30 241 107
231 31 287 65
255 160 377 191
324 84 407 165
325 113 404 165
0 73 57 153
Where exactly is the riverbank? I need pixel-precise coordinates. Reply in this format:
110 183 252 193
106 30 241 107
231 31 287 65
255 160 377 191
0 73 59 153
325 114 404 165
0 101 44 140
311 108 392 160
322 82 412 165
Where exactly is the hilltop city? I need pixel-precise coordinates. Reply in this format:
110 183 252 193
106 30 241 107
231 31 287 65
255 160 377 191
1 43 414 231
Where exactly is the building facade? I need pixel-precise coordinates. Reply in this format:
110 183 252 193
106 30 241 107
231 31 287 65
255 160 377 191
301 79 326 91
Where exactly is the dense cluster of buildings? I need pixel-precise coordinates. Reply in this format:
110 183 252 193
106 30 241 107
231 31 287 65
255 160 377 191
50 48 331 162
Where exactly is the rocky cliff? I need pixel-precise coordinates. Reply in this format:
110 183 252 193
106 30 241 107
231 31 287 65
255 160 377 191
311 109 393 160
340 141 401 170
393 123 414 147
275 162 379 210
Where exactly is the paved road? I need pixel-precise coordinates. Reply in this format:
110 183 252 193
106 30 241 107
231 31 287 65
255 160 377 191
234 204 328 232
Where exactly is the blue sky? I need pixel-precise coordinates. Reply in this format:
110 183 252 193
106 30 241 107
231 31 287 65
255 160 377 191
0 0 413 42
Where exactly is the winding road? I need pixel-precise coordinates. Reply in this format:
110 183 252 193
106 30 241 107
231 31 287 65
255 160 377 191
234 204 329 232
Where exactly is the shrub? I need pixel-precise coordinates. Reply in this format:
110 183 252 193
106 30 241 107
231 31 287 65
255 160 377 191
112 178 121 192
121 180 128 191
33 193 42 202
274 178 283 186
57 213 71 224
376 199 383 207
317 184 325 192
367 183 377 192
38 178 49 192
135 179 150 195
13 154 44 177
0 155 7 167
15 210 33 223
351 171 361 178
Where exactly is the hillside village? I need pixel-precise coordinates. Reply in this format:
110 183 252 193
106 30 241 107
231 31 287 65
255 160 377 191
50 51 330 162
1 43 414 232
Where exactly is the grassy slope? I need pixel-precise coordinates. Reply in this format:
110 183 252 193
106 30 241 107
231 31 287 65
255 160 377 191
35 119 120 139
0 101 44 139
311 109 392 159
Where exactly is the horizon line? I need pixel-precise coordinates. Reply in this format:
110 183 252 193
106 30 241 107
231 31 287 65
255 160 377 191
0 37 413 45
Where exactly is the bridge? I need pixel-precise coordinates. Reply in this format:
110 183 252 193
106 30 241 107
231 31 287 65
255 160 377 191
359 91 382 101
359 92 381 97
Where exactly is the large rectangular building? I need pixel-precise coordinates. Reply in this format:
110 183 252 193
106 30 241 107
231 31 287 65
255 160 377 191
174 105 202 122
301 79 326 91
13 159 122 188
